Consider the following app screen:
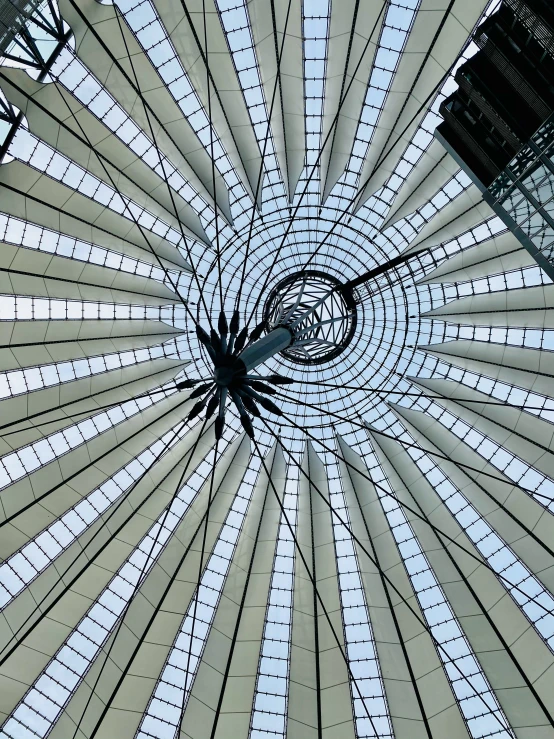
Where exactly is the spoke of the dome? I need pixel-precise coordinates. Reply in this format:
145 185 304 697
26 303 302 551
101 7 216 321
293 30 491 283
0 56 215 328
0 262 182 306
378 411 554 640
337 437 432 738
233 0 293 315
198 0 223 310
266 412 554 623
0 412 200 610
281 427 553 735
401 188 495 258
271 376 552 411
241 1 389 331
270 375 554 414
178 435 221 727
323 455 394 738
0 418 225 739
366 423 554 638
0 22 222 328
426 337 554 420
135 436 263 739
400 387 554 511
248 455 296 737
193 447 281 739
251 437 384 737
0 383 178 441
355 0 501 213
356 0 457 197
259 424 521 737
0 94 196 322
273 389 554 505
372 422 554 653
0 390 193 555
66 415 214 739
340 438 517 738
366 429 554 734
72 430 241 739
419 337 554 401
0 362 178 469
0 405 198 667
0 179 187 271
0 338 179 399
61 0 232 224
1 72 207 252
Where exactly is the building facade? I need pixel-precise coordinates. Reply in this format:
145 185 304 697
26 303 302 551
436 0 554 280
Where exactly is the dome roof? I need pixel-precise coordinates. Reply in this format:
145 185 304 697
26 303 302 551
0 0 553 737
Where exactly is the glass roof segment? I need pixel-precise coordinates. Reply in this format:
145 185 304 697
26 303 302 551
2 424 235 739
0 0 554 736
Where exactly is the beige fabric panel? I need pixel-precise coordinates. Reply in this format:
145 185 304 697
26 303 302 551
249 0 305 201
369 430 554 737
423 284 554 328
320 0 384 201
336 435 469 739
419 339 554 398
382 139 459 228
356 0 488 207
287 442 355 739
0 240 183 306
0 68 207 250
181 442 286 738
0 184 187 273
58 0 232 227
417 231 534 284
390 404 554 597
0 356 186 461
55 434 251 739
0 160 192 270
0 417 215 723
411 376 554 481
0 318 182 372
152 0 261 207
0 388 192 554
404 185 494 253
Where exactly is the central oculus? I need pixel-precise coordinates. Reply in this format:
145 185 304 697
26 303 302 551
180 270 358 439
263 269 357 365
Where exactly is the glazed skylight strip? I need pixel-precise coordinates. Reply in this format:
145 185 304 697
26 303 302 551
303 0 330 180
0 211 174 285
343 0 420 188
372 0 503 224
136 454 261 739
453 264 552 297
454 325 554 351
0 339 180 400
112 0 264 264
9 128 183 245
408 397 554 512
0 379 176 490
0 295 182 322
115 0 247 203
50 46 214 226
435 352 554 423
0 428 235 739
393 422 554 649
217 0 280 182
0 414 201 610
364 442 514 739
249 461 299 739
326 459 393 738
